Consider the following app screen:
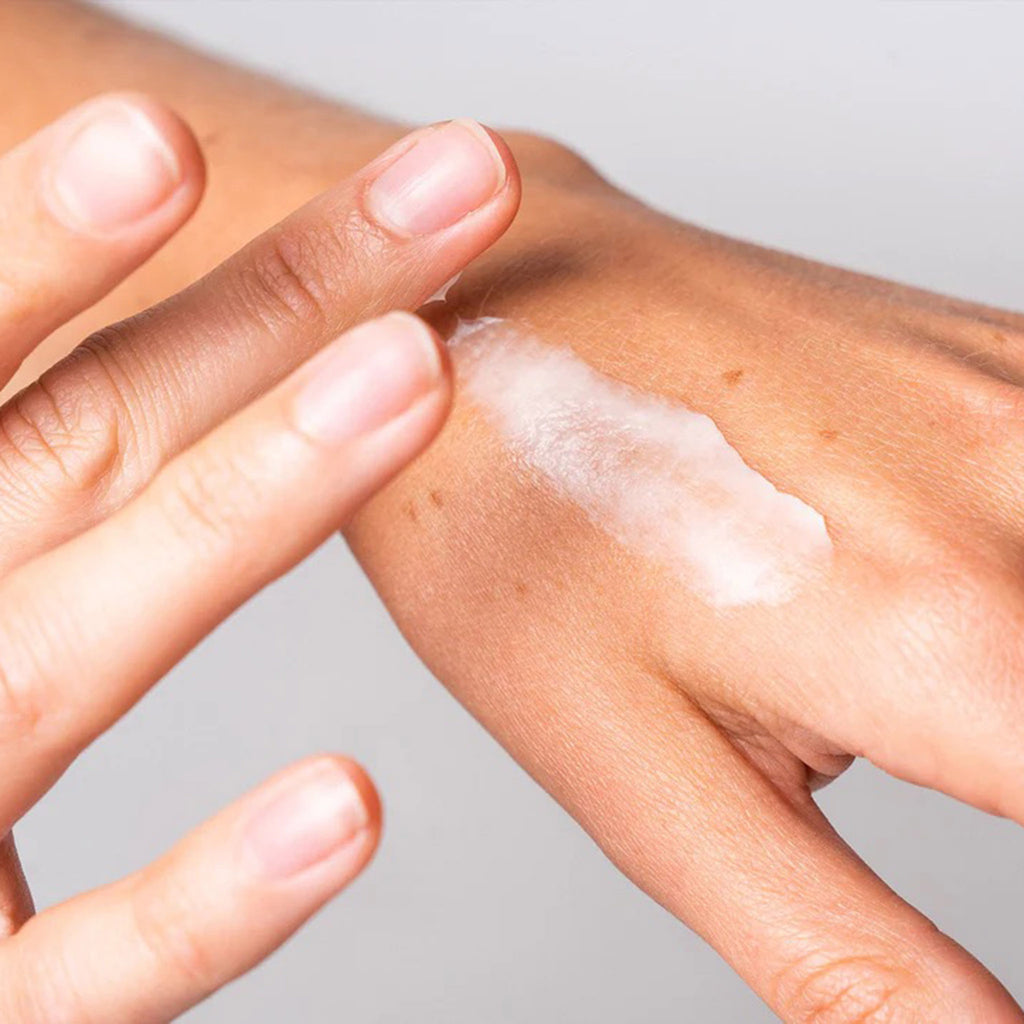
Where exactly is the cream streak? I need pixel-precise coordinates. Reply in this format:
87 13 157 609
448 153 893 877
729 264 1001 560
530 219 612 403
449 317 832 607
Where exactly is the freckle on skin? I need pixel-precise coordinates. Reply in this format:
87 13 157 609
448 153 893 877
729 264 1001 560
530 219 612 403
819 428 840 443
722 368 744 386
514 581 528 597
429 490 444 508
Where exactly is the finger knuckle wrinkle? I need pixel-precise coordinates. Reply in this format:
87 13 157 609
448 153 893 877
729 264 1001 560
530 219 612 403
8 942 94 1024
131 876 218 991
158 450 266 565
892 567 1024 703
0 633 52 744
0 270 44 333
160 461 241 557
241 228 339 330
506 130 601 186
775 953 911 1024
0 344 129 505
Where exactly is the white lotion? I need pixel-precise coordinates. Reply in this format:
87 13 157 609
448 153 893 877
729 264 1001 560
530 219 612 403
450 317 832 607
425 271 462 305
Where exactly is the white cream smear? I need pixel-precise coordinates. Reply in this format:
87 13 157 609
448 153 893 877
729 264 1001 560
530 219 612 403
426 271 462 305
450 317 832 607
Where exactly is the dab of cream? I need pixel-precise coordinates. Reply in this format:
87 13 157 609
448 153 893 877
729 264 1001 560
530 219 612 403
450 317 832 607
425 272 462 305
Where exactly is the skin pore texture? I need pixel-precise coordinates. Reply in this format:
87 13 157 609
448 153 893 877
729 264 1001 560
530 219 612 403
8 2 1024 1021
450 316 832 607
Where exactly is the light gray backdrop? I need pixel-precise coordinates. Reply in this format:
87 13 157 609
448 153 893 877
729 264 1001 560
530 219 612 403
29 2 1024 1020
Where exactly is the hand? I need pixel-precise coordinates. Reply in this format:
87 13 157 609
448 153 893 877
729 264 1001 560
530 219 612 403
0 94 518 1020
3 9 1012 1018
344 137 1024 1021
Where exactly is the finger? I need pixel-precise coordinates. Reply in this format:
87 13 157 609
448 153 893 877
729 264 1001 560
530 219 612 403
0 92 204 384
627 708 1021 1021
741 572 1024 830
446 655 1022 1022
0 756 380 1023
0 312 446 831
689 781 1022 1023
0 118 518 571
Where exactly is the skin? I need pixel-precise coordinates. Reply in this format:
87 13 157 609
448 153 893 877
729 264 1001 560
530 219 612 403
4 2 1024 1021
0 88 521 1019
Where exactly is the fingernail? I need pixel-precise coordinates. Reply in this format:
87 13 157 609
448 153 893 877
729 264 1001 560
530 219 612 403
243 761 369 878
366 120 506 237
48 102 182 232
292 312 442 443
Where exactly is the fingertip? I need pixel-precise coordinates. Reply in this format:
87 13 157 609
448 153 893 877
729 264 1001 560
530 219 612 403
110 91 207 214
381 309 454 400
330 757 384 874
392 312 455 453
324 754 384 838
362 118 520 240
40 90 205 238
240 755 382 885
430 118 522 240
290 310 451 450
289 754 384 891
4 754 388 1022
289 754 385 884
471 120 522 223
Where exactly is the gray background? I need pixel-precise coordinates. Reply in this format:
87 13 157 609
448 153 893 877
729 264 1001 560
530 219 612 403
23 1 1024 1021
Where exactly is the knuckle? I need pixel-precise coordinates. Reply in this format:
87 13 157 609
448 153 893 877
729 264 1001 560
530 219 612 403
772 952 912 1024
0 333 136 510
237 219 361 333
158 460 240 559
0 621 61 746
155 446 267 568
0 652 45 744
862 536 1014 684
854 556 1024 816
0 268 43 335
504 130 603 186
130 873 219 992
886 558 1022 705
918 362 1024 515
952 375 1024 456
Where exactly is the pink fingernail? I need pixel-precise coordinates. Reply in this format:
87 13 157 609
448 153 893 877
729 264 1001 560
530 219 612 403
48 102 182 233
365 120 506 237
292 312 442 444
243 761 369 878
